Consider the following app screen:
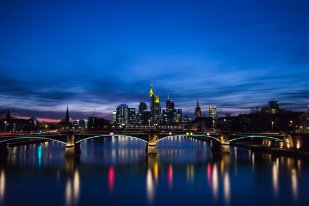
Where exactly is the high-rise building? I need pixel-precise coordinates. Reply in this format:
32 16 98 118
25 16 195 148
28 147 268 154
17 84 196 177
162 96 182 125
166 98 175 124
268 100 279 114
128 108 136 125
139 102 147 113
194 100 202 119
137 102 149 125
209 106 217 119
175 109 182 123
112 111 116 123
150 85 161 125
116 104 129 124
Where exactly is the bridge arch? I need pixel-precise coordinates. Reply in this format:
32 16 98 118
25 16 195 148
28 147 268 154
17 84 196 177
191 134 222 143
76 134 148 144
228 135 283 143
0 136 67 145
155 134 221 144
155 135 185 144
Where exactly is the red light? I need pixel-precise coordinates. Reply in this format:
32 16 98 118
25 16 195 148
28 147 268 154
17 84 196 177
168 164 173 190
207 163 212 185
109 132 114 135
108 166 115 193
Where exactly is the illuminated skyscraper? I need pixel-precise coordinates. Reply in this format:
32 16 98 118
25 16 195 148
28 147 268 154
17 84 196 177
194 100 202 119
209 106 217 119
128 108 136 125
116 104 128 124
150 85 161 125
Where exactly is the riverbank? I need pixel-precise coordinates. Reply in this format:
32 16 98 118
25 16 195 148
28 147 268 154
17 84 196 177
232 143 309 159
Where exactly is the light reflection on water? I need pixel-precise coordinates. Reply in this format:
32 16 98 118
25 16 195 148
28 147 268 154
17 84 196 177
0 136 308 205
0 169 5 204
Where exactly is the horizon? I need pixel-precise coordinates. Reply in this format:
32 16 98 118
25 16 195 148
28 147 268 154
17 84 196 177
1 0 308 121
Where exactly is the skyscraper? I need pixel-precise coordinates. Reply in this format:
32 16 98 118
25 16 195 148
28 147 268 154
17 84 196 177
166 98 175 124
209 106 217 119
194 100 202 119
116 104 129 124
139 102 147 113
150 85 161 125
128 108 136 125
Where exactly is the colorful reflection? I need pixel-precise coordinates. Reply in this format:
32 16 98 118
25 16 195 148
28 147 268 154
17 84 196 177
146 169 155 204
212 164 219 201
168 164 173 190
108 166 115 194
223 172 230 204
186 165 194 184
291 168 298 200
0 170 5 204
65 170 80 206
272 159 279 196
38 145 42 166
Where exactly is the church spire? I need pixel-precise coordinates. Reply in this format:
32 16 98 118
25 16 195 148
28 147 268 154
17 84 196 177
195 99 202 119
65 105 70 124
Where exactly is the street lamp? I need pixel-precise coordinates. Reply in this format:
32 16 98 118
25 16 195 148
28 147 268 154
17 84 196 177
271 121 274 132
290 121 293 133
4 121 7 133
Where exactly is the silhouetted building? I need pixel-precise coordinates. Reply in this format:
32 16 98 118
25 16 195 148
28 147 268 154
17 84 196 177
59 106 72 129
298 112 309 133
139 102 147 113
194 100 202 119
268 100 279 114
88 116 110 130
65 105 70 125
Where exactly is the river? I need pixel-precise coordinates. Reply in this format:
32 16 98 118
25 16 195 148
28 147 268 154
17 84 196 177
0 136 308 205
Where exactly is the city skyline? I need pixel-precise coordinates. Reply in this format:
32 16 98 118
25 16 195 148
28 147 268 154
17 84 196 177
1 0 309 121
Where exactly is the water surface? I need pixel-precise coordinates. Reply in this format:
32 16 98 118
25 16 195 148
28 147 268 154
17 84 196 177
0 136 308 206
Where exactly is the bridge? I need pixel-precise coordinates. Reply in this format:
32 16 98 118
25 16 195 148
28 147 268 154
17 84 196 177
0 130 300 156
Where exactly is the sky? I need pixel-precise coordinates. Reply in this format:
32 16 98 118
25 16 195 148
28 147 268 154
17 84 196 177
0 0 309 121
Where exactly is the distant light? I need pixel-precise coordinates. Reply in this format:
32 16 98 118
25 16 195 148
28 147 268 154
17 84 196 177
110 132 114 135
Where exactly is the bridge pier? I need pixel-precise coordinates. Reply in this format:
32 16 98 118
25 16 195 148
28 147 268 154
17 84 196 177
146 133 159 154
211 140 230 153
62 130 80 156
146 142 157 154
221 143 230 153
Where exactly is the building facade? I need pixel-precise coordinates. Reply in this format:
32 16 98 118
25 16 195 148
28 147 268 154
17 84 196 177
150 85 161 125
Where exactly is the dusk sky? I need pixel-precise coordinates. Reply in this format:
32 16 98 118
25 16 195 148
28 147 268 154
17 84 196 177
1 0 309 121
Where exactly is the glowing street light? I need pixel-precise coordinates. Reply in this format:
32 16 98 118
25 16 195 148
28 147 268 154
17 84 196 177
271 121 274 132
4 121 7 133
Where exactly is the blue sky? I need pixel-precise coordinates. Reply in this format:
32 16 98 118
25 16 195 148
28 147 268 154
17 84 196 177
1 0 309 121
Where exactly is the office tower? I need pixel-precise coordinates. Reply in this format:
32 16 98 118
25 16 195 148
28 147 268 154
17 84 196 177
150 85 161 125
